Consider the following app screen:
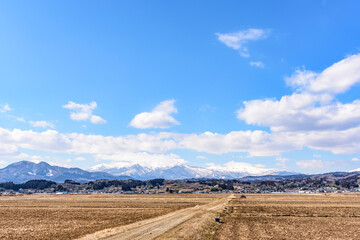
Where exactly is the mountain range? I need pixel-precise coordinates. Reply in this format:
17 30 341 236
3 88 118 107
0 161 294 183
90 163 293 181
0 161 129 183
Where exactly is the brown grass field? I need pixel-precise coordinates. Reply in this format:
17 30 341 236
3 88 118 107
3 193 360 240
0 194 221 240
214 193 360 240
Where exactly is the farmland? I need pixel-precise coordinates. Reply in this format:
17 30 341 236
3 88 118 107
3 193 360 240
214 194 360 240
0 194 222 240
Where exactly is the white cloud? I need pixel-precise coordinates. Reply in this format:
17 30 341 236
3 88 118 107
196 155 207 160
0 104 11 113
68 131 178 154
0 128 72 152
238 54 360 132
16 154 46 163
2 104 54 128
0 144 18 156
3 54 360 170
285 54 360 94
207 161 278 175
1 125 360 169
308 54 360 94
10 115 54 128
0 160 7 168
249 61 265 68
296 160 335 170
129 99 179 129
216 29 270 57
276 157 289 168
13 116 26 122
285 69 318 92
90 115 106 124
177 130 300 156
74 156 86 161
63 101 106 124
29 120 54 128
93 152 186 169
351 157 359 161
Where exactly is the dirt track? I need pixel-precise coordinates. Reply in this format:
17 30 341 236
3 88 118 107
77 195 231 240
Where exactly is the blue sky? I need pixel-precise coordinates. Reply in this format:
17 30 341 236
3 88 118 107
1 0 360 174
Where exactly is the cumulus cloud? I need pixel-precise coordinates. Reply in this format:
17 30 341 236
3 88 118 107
177 130 299 156
308 54 360 94
63 101 106 124
0 143 18 156
286 54 360 94
296 159 335 170
129 99 179 129
0 104 11 113
216 29 270 57
238 53 360 132
1 126 360 169
3 53 360 170
0 128 72 152
249 61 265 68
29 120 54 128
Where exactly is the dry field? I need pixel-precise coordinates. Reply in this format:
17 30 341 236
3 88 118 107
214 193 360 240
0 193 221 240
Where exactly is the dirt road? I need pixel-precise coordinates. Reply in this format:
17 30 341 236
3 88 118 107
78 195 231 240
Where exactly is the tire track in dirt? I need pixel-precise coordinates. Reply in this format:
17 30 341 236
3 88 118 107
77 195 232 240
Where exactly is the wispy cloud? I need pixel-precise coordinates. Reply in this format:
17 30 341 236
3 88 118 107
63 101 106 124
199 104 216 113
130 99 179 129
249 61 265 68
216 28 271 57
29 120 54 128
7 108 53 128
296 160 335 170
207 161 278 175
0 104 11 113
276 157 289 168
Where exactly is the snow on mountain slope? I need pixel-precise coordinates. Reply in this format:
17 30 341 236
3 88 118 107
90 163 290 180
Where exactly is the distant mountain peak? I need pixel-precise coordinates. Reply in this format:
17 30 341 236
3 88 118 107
0 161 130 183
89 162 293 180
0 161 295 183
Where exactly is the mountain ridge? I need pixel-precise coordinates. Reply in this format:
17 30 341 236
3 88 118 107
0 160 296 183
89 162 295 180
0 161 130 183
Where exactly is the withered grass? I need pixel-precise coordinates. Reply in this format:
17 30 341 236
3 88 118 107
214 193 360 240
0 194 218 240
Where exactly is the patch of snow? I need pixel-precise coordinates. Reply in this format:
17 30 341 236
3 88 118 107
46 170 54 176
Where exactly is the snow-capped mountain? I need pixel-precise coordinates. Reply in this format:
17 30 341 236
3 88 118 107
0 161 130 183
0 161 295 183
90 163 292 180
